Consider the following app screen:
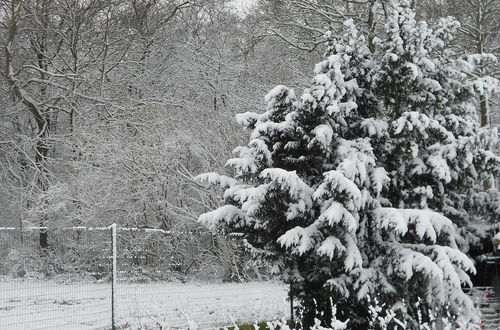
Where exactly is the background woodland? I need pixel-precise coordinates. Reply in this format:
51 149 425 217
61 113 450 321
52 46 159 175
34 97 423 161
0 0 498 248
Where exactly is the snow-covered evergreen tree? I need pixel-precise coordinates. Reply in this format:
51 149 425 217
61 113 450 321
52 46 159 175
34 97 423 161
372 1 500 254
196 1 497 328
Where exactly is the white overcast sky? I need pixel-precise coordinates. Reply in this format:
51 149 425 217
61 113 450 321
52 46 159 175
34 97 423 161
230 0 258 15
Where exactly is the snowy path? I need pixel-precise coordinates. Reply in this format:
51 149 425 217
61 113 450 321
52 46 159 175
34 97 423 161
0 280 289 329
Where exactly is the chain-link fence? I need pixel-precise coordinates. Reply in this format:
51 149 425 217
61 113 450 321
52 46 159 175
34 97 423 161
0 225 290 329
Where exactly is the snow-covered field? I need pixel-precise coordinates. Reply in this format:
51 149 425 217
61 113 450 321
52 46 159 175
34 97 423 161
0 279 289 329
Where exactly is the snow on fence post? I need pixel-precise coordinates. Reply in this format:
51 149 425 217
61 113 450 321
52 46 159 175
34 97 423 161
111 223 117 330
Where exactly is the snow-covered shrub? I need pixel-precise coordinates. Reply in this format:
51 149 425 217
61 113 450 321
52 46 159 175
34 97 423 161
197 1 497 328
222 303 348 330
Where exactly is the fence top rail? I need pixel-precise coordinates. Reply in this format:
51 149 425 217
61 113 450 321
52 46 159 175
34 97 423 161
0 225 244 237
0 226 112 231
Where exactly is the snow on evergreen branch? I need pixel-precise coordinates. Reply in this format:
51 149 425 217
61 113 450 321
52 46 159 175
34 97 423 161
318 201 357 232
198 205 245 231
397 248 444 282
374 208 456 244
277 225 317 256
260 169 314 204
314 171 363 211
317 236 346 260
195 172 239 189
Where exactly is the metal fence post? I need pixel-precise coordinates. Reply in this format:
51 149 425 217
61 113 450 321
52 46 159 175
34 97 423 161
290 282 294 326
111 223 117 330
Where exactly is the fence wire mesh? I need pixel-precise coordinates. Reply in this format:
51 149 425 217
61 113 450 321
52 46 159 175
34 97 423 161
0 227 112 329
0 226 290 330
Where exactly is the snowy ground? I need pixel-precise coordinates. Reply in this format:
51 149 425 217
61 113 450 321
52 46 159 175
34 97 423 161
0 279 289 329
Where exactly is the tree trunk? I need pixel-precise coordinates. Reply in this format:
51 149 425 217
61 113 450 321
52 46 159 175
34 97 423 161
4 0 50 249
480 94 493 190
36 138 49 250
292 280 334 329
480 94 489 127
